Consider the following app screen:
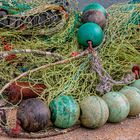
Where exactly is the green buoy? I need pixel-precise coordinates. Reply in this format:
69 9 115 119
77 23 104 48
131 79 140 90
49 95 80 128
120 86 140 116
80 96 109 128
102 92 130 123
83 3 107 18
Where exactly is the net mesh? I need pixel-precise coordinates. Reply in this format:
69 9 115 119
0 0 78 35
0 1 139 137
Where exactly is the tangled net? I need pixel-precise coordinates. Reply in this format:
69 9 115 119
0 0 78 35
0 1 139 138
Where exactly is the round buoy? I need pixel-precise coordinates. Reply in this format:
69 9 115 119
80 96 109 128
49 95 80 128
81 10 107 29
17 98 50 132
83 3 107 18
131 79 140 89
120 86 140 116
77 23 104 48
102 92 130 123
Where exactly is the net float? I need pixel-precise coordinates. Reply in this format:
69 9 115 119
5 82 47 104
102 92 130 123
17 98 50 132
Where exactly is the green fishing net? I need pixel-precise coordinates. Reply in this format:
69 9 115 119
0 0 78 35
0 0 139 137
0 2 139 104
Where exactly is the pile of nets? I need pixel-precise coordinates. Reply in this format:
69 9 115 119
0 0 78 35
0 2 139 136
0 1 139 104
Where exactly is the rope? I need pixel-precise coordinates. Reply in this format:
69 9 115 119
90 43 135 94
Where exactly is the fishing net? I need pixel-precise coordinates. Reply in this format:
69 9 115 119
0 0 78 35
0 0 139 138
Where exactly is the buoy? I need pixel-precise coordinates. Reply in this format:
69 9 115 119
83 3 107 18
17 98 50 132
80 96 109 128
131 79 140 89
77 23 104 48
5 82 46 104
81 10 107 29
49 95 80 128
102 92 130 123
120 86 140 116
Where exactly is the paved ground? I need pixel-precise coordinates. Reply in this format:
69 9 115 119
0 117 140 140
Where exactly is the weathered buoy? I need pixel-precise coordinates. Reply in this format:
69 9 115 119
83 3 107 18
102 92 130 123
131 79 140 89
81 10 107 29
5 82 46 104
17 98 50 132
80 96 109 128
120 86 140 116
77 23 104 48
127 86 140 94
49 95 80 128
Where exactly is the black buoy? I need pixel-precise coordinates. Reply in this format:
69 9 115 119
81 10 107 29
17 98 50 132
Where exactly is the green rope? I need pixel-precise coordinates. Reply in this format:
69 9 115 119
59 55 92 95
64 12 80 42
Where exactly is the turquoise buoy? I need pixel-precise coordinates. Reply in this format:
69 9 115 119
49 95 80 128
120 86 140 116
102 92 130 123
83 3 107 18
131 79 140 89
77 23 104 48
80 96 109 128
